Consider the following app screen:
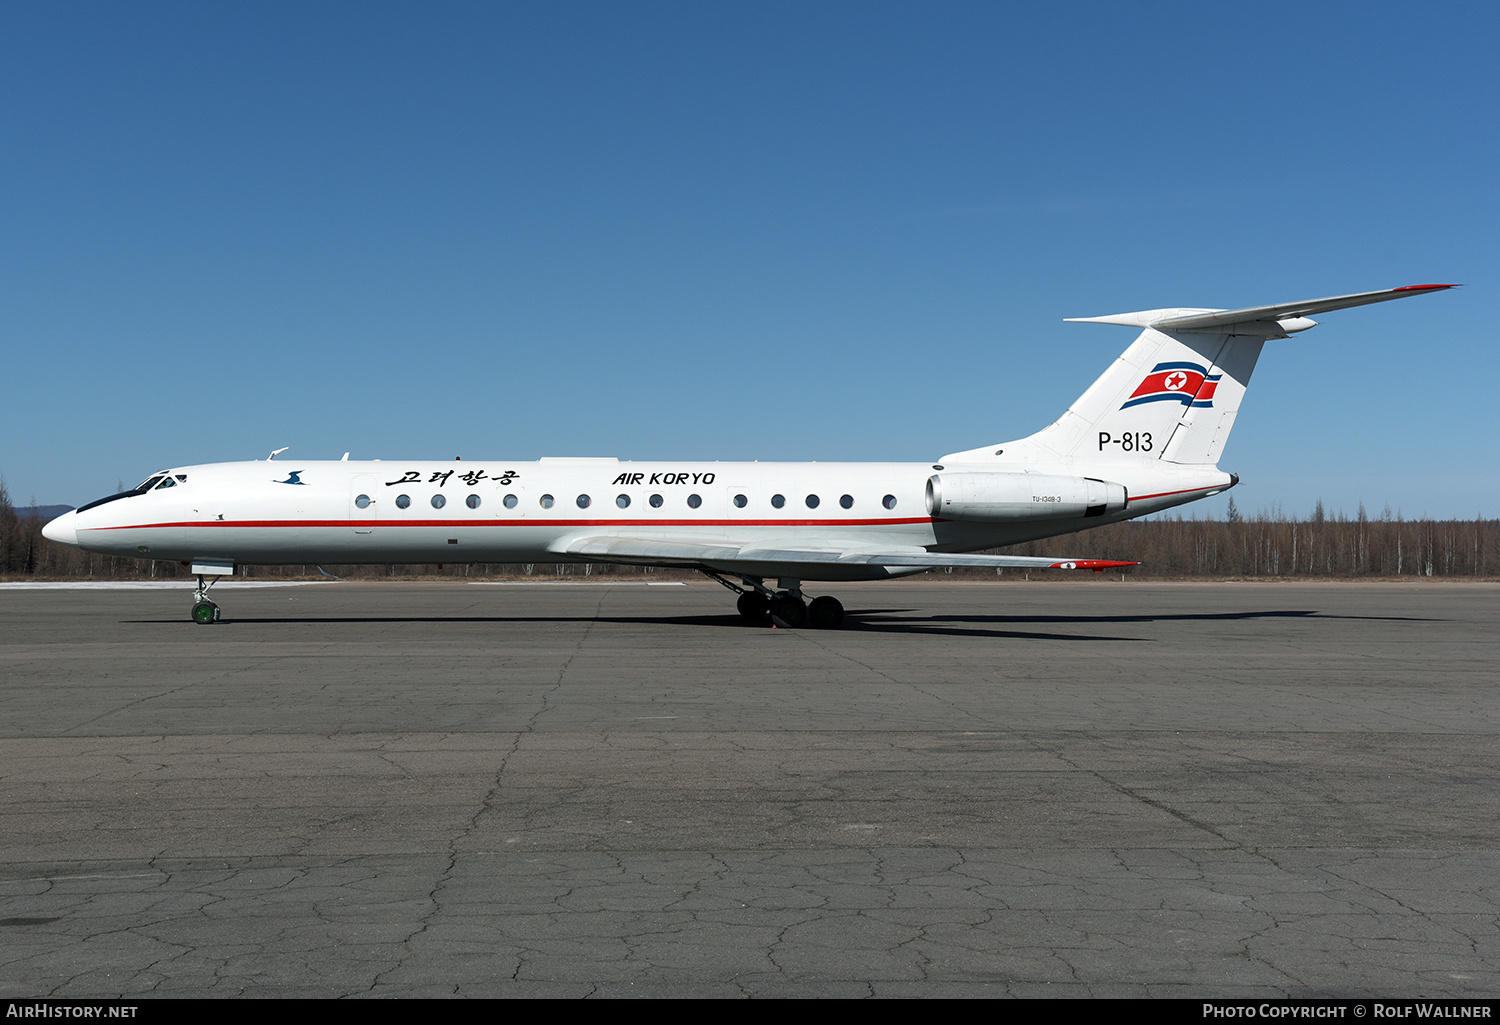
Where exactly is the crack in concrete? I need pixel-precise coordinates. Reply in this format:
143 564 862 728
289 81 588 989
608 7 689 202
367 589 611 993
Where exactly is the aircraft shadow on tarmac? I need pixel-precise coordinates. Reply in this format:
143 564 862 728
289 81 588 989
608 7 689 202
129 606 1432 642
839 607 1437 639
132 612 1138 641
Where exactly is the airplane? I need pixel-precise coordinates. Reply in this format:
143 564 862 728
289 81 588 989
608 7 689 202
41 284 1454 628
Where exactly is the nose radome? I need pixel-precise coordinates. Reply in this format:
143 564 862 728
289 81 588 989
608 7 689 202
42 510 79 547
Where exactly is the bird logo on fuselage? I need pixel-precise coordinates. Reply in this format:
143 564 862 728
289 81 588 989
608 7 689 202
275 471 309 485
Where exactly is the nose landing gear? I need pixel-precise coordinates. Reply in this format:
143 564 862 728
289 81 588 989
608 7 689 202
189 569 226 624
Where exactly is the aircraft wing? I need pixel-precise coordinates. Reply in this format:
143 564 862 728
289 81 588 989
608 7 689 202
548 535 1135 572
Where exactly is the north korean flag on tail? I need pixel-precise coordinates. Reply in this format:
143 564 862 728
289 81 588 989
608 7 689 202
1121 361 1221 410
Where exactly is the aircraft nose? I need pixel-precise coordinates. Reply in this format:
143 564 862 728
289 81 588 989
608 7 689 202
42 510 79 547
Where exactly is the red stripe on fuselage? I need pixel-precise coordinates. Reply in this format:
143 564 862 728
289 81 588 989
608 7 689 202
88 516 941 531
1126 486 1220 503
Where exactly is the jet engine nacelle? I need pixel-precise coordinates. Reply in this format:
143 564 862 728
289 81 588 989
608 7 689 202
926 472 1127 521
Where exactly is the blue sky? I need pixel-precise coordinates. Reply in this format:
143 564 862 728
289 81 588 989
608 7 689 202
3 2 1495 519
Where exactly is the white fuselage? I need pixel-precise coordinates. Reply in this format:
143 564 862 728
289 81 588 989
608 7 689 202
57 456 1231 581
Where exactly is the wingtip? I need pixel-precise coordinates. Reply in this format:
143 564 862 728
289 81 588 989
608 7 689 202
1047 559 1139 570
1393 283 1461 291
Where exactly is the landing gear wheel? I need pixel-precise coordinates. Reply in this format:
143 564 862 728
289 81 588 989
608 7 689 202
191 600 219 625
737 591 769 622
771 593 807 628
808 595 845 629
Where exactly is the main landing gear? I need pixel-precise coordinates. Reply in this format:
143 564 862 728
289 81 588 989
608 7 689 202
710 573 846 629
190 574 222 624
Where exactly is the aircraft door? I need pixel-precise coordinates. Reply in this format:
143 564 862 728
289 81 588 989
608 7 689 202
350 475 377 534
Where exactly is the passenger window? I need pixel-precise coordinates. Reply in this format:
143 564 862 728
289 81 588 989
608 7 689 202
355 494 372 509
771 494 785 509
805 494 820 509
839 494 853 509
649 494 664 508
616 494 630 508
396 494 411 509
540 494 554 509
733 494 747 508
883 494 897 509
431 494 446 509
503 494 518 509
466 494 481 509
576 494 591 508
687 494 702 509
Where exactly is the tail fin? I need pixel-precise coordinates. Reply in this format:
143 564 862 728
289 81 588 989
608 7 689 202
990 323 1267 467
943 285 1455 468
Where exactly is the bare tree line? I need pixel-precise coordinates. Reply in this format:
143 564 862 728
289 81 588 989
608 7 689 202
2 480 1495 580
992 498 1498 579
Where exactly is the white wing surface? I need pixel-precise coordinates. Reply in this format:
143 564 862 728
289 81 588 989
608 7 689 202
549 535 1134 572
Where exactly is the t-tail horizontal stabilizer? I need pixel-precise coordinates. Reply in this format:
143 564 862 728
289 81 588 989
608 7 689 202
1065 284 1458 339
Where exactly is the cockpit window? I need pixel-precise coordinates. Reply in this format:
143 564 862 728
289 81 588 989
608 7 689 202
154 477 177 489
77 479 162 514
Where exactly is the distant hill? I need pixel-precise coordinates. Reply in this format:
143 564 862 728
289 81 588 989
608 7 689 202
17 505 74 520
